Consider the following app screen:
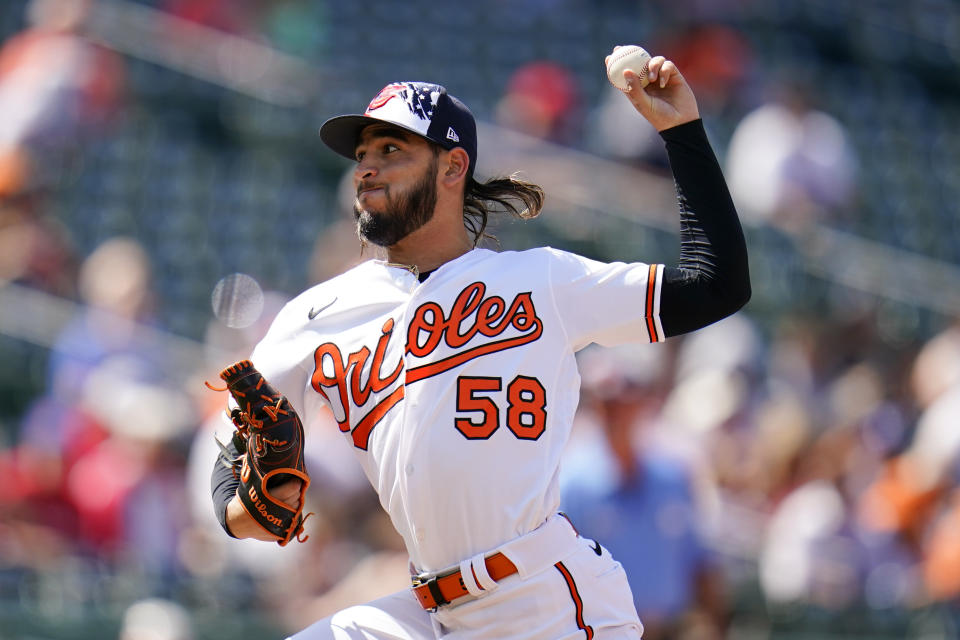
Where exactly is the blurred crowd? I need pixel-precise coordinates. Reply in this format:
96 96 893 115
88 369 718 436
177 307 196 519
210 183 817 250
561 314 960 639
1 1 959 639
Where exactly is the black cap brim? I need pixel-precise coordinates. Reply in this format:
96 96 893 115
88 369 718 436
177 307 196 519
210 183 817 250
319 114 436 163
318 115 374 162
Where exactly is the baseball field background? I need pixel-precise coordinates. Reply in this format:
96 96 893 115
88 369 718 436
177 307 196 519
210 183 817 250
1 1 959 638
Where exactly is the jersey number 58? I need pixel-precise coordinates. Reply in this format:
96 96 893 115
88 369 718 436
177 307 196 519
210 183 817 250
454 375 547 441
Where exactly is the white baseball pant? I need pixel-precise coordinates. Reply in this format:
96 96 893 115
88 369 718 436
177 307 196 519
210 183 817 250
287 514 643 639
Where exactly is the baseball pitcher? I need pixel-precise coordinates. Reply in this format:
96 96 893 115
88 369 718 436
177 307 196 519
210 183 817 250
210 49 750 639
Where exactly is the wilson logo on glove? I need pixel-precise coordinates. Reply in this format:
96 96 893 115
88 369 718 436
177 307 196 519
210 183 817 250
248 486 285 527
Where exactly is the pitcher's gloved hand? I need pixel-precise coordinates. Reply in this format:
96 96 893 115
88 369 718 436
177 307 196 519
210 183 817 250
211 360 311 546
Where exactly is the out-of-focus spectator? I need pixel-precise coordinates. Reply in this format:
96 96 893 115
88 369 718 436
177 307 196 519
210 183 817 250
0 0 122 299
47 237 161 401
494 61 581 145
859 386 960 545
0 145 31 199
10 237 189 565
659 24 754 118
561 343 728 640
661 315 759 503
922 489 960 602
854 325 960 596
725 77 857 231
760 478 864 608
907 323 960 604
755 353 918 612
0 0 124 155
671 313 762 388
0 183 76 296
70 356 194 569
909 322 960 410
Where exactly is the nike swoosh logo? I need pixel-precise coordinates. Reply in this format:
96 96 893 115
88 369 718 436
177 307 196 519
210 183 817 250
308 297 337 320
591 540 602 556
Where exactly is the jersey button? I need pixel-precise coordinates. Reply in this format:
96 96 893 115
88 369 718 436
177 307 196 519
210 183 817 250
405 463 415 475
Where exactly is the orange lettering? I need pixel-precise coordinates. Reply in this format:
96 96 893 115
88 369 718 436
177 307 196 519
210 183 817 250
509 293 537 331
348 347 372 405
405 287 542 384
312 318 406 448
476 296 506 337
370 318 404 392
407 301 444 357
406 284 540 359
445 282 485 348
312 342 351 432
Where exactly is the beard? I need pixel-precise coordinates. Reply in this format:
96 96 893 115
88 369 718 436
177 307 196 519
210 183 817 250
353 157 438 247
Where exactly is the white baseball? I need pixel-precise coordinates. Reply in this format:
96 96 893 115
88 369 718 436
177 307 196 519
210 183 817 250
606 45 651 91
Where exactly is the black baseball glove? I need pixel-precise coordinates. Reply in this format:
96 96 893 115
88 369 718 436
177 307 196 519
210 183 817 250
211 360 311 546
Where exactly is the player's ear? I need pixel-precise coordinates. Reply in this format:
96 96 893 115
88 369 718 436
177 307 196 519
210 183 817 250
440 147 470 187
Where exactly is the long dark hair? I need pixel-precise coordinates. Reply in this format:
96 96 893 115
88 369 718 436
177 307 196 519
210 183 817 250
462 173 545 245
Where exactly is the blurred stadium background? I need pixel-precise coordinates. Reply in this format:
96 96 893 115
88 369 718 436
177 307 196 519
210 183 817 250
2 0 960 638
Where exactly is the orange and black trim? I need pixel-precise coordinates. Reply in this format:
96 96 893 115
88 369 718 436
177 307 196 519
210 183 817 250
644 264 664 343
555 561 594 640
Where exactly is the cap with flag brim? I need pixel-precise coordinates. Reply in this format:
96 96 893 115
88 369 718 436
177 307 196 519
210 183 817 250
319 82 477 171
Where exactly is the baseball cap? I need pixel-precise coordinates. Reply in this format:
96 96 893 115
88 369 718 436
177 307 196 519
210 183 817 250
319 82 477 171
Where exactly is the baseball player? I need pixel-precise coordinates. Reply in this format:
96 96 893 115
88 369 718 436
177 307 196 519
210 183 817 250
210 51 750 639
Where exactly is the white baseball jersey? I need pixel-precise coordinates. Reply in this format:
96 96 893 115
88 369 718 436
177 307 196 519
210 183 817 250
249 246 664 573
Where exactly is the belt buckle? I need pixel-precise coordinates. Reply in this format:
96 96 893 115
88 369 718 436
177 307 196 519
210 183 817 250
412 571 451 612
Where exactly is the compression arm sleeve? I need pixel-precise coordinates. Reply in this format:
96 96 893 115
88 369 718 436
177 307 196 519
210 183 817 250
211 438 240 538
658 119 751 337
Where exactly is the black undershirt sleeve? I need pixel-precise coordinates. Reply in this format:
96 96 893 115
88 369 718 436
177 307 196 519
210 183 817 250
657 119 751 337
211 438 240 538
